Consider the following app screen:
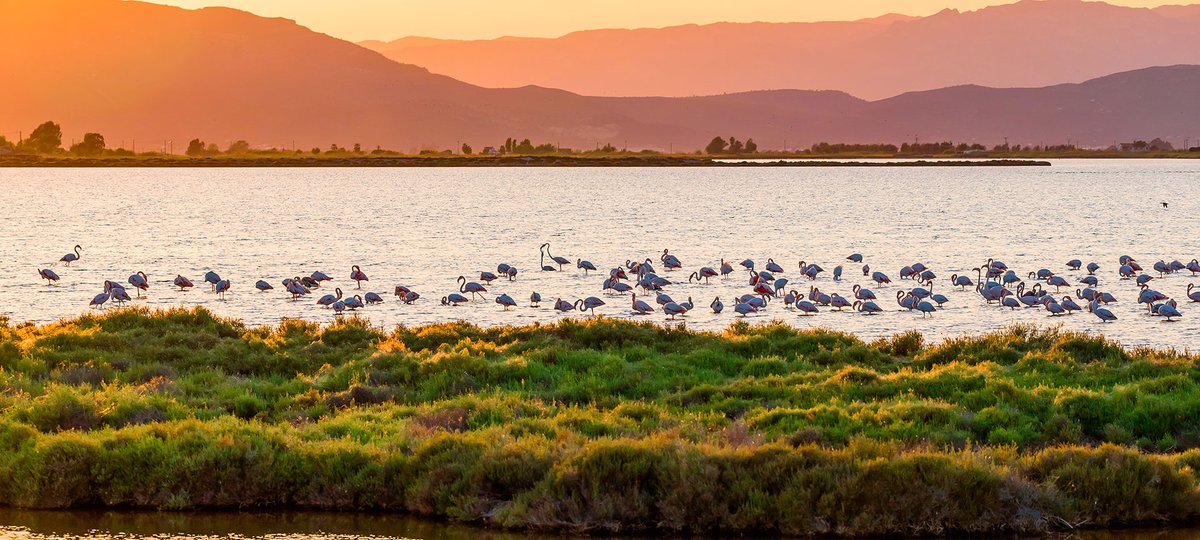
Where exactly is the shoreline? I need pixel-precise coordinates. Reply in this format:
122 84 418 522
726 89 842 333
0 155 1051 168
2 308 1200 537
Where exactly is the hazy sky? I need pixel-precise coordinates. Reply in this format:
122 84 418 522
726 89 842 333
150 0 1178 41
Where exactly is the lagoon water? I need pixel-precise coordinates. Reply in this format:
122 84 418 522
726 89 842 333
0 509 1195 540
1 160 1198 350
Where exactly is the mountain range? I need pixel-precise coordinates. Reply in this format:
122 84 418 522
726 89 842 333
2 0 1197 152
362 0 1200 101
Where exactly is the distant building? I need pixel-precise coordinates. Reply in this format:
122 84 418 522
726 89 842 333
482 146 503 155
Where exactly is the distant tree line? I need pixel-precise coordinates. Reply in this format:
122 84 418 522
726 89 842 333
705 136 757 154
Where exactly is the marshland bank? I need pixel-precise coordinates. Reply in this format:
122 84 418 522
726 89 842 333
0 155 1050 168
2 308 1200 537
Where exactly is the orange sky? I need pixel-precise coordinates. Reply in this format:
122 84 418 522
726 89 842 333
150 0 1179 41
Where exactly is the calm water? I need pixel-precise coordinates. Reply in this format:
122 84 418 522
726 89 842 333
1 160 1198 349
0 509 1196 540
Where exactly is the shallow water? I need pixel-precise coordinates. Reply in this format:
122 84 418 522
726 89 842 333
1 160 1198 349
0 509 1196 540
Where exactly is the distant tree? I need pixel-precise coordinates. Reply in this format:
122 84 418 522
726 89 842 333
728 137 744 153
353 143 362 154
0 135 14 151
461 143 473 155
205 143 220 155
515 138 535 153
227 140 251 154
185 138 206 157
311 147 321 155
329 143 341 152
744 138 758 153
69 132 106 156
22 121 62 154
705 136 728 154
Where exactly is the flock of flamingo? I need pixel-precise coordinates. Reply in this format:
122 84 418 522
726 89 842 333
35 242 1200 324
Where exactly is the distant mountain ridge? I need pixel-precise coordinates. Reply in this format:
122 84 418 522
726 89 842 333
2 0 1198 152
362 0 1200 100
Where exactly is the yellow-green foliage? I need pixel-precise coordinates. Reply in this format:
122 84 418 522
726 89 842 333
0 308 1198 535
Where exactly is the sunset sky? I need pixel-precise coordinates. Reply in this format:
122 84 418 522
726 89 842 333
152 0 1176 41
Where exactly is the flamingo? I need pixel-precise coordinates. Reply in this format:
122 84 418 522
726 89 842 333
930 293 949 307
553 298 574 313
1041 296 1065 316
1087 262 1100 275
215 280 231 299
90 290 110 309
311 271 332 282
830 294 852 310
661 249 682 270
862 264 870 276
1060 296 1082 314
287 278 310 298
795 300 819 316
631 293 654 315
690 267 719 284
344 295 365 310
38 268 60 285
1157 303 1182 321
663 302 687 319
174 275 194 291
317 288 343 307
204 271 222 290
576 296 605 315
739 259 755 271
60 245 82 265
479 271 498 284
1046 275 1071 291
1001 296 1020 310
765 258 784 273
734 301 757 316
530 291 542 307
1066 259 1082 270
255 280 273 291
1078 275 1098 287
720 259 735 277
853 285 877 301
442 293 469 306
402 292 420 304
950 274 973 290
496 294 517 310
1188 260 1200 276
710 297 724 313
332 300 346 315
350 266 369 288
833 265 843 281
872 271 891 285
897 291 916 310
656 292 675 306
853 300 882 315
542 243 570 271
1092 300 1117 322
108 282 131 305
847 253 863 263
1188 284 1200 302
915 300 936 318
457 275 488 300
301 276 321 288
127 272 149 297
577 259 597 275
365 292 384 305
